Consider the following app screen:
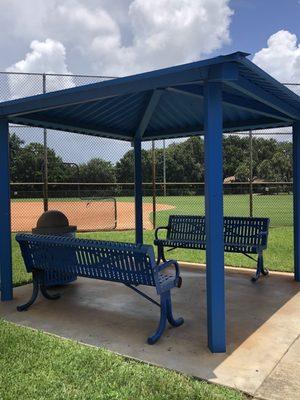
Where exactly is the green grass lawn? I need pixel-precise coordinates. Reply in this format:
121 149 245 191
11 193 294 286
0 320 246 400
13 193 293 227
6 194 290 399
12 226 293 287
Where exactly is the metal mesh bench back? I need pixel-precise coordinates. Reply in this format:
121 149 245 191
224 216 269 248
16 234 157 287
168 215 206 242
167 215 269 248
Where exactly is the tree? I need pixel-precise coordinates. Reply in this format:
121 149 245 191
160 137 204 183
9 133 24 182
252 137 277 177
257 146 292 182
116 149 152 182
235 162 250 182
257 159 275 181
79 158 116 183
12 142 66 182
223 135 249 178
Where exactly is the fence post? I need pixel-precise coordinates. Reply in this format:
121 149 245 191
249 130 253 217
163 139 167 196
42 73 49 211
152 140 157 229
134 136 143 244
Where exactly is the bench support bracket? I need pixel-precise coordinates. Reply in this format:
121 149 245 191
242 252 269 282
147 291 184 345
17 270 60 312
125 284 161 307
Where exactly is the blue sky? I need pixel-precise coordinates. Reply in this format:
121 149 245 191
227 0 300 57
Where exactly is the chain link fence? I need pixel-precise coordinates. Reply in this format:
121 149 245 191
3 71 297 237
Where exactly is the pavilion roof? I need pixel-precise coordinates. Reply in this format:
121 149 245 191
1 52 300 141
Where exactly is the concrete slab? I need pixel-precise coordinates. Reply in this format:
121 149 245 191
255 335 300 400
1 267 300 397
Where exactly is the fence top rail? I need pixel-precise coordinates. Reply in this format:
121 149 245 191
1 70 117 79
10 181 293 186
0 70 298 85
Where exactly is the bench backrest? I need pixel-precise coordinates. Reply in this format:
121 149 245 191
168 215 206 242
167 215 269 247
16 234 157 287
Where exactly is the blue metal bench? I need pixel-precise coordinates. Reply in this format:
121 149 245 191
16 234 184 344
154 215 270 282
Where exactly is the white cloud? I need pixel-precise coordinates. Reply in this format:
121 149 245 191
90 0 233 75
3 0 233 77
7 39 75 98
253 30 300 85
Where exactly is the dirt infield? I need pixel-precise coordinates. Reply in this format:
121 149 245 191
11 200 175 232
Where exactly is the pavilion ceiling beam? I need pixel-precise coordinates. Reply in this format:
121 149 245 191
225 76 300 120
135 90 163 139
10 116 131 141
223 118 291 132
146 118 291 140
167 86 292 122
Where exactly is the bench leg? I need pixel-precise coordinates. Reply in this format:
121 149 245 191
147 291 184 344
260 255 269 277
147 292 168 344
17 271 40 311
166 292 184 327
40 284 61 300
17 270 61 312
251 253 269 283
156 244 167 265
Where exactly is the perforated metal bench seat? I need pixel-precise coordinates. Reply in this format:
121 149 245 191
154 215 270 282
154 238 261 253
16 234 184 344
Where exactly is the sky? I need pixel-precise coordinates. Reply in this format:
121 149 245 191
1 0 300 163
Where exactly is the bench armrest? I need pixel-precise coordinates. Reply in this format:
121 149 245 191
155 226 169 240
259 230 268 237
257 230 269 246
156 259 182 288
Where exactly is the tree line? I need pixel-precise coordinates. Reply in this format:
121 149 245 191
10 132 292 184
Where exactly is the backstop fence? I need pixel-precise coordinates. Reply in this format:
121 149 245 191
2 71 297 232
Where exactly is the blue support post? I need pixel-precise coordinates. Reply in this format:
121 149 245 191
134 136 143 244
293 121 300 281
204 81 226 352
0 118 13 301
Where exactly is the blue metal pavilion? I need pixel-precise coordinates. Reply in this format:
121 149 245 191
1 51 300 353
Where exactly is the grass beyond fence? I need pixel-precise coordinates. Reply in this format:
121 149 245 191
0 320 245 400
12 193 293 227
11 193 294 286
152 194 293 227
12 226 293 287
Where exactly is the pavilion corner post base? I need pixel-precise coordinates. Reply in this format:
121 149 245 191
17 270 60 312
147 291 184 345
